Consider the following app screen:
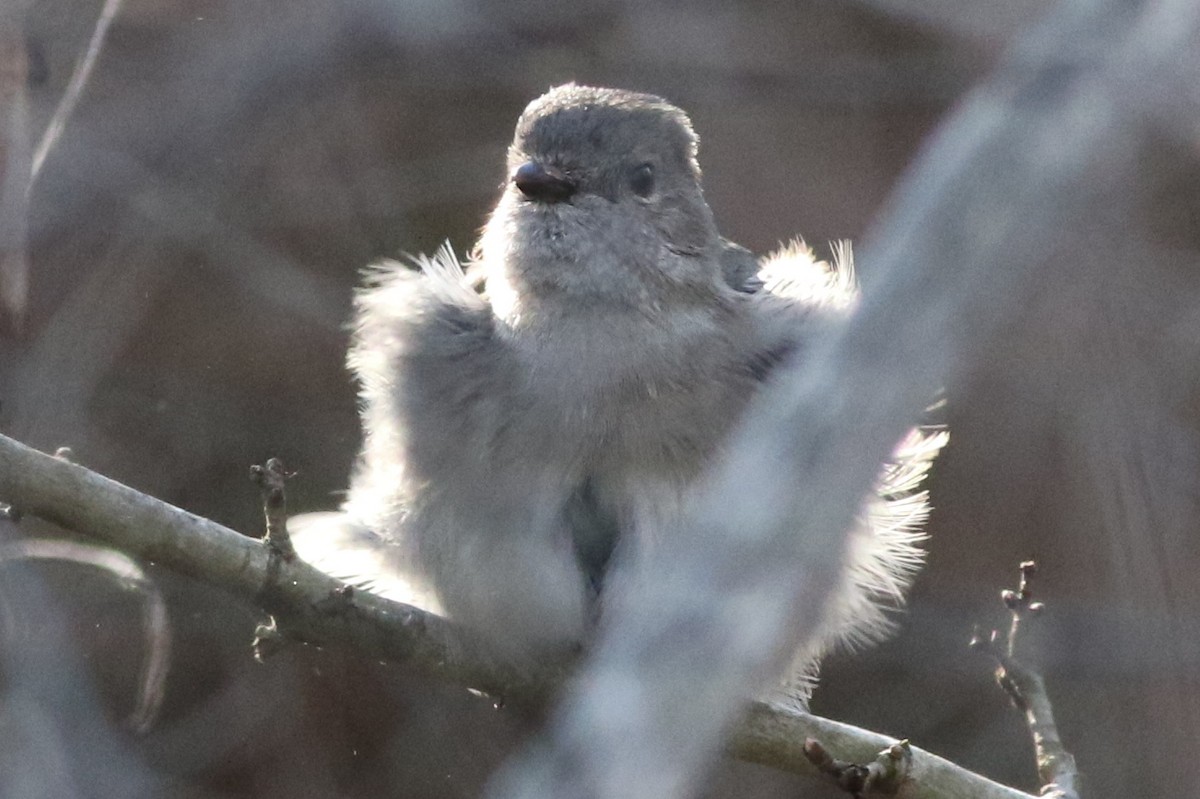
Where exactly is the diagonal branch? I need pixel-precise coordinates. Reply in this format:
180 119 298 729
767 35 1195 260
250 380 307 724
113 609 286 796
484 2 1200 799
0 432 545 704
0 432 1035 798
30 0 125 180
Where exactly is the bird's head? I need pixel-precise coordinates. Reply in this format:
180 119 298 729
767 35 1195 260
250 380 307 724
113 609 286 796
481 84 724 314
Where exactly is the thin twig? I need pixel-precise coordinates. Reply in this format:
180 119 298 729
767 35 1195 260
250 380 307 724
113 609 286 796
971 562 1082 799
30 0 126 180
0 23 32 330
0 538 170 733
249 457 296 561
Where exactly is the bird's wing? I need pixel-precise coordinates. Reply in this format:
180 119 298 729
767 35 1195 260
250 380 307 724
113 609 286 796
756 238 856 310
343 243 500 539
718 237 764 294
737 239 856 386
744 240 949 707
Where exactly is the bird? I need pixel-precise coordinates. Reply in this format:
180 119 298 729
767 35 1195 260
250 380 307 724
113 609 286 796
291 83 945 704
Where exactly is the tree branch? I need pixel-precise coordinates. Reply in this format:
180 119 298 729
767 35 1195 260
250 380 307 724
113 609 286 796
0 19 31 331
0 432 1035 798
732 703 1034 798
30 0 125 180
0 538 170 733
0 432 546 704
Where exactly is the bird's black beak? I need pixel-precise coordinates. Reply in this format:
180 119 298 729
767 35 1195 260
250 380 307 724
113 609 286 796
513 161 576 203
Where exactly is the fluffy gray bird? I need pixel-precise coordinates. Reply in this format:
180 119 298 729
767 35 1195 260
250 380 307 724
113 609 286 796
294 84 944 702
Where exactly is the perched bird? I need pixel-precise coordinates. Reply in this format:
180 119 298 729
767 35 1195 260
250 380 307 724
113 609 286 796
293 84 944 703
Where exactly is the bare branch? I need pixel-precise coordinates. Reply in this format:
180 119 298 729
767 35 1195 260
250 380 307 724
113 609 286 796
0 433 1037 797
0 432 547 705
733 704 1035 799
801 737 912 796
249 457 296 561
30 0 125 180
0 21 31 330
972 563 1082 799
0 538 170 733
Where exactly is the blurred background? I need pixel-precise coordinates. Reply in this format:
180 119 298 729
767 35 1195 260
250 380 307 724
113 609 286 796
3 1 1199 797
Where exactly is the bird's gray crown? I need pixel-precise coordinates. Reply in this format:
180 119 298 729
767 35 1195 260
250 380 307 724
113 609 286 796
510 84 701 183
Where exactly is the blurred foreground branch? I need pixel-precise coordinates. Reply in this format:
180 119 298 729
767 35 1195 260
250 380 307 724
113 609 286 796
0 18 31 330
30 0 124 179
487 1 1200 799
0 432 1035 798
0 537 170 733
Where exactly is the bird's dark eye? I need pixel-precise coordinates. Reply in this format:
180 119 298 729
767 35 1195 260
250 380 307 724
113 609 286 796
629 163 655 198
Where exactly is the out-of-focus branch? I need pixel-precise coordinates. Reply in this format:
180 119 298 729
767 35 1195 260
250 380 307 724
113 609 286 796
0 0 124 334
485 1 1200 799
0 19 31 331
30 0 124 180
0 432 1037 797
0 538 170 733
